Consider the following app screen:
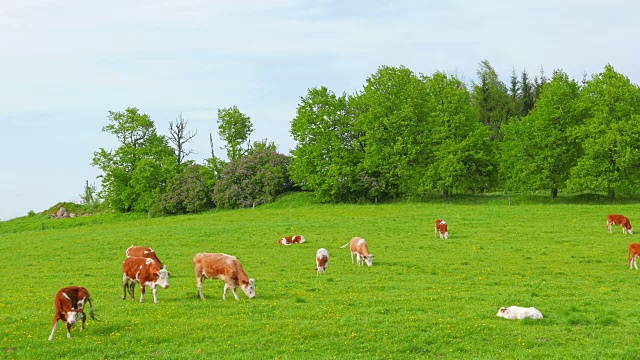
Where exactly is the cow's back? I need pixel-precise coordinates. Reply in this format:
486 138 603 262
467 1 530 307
126 245 163 267
194 253 238 278
123 257 158 277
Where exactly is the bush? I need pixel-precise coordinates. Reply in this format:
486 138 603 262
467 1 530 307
213 148 291 209
152 164 214 215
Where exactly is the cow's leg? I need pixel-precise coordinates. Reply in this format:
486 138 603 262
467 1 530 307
608 223 612 233
196 274 205 299
80 311 86 331
48 318 59 341
128 282 136 300
634 255 639 270
122 276 129 300
351 252 355 264
231 285 240 301
435 227 438 238
139 285 145 303
223 283 229 300
152 285 158 304
66 322 73 339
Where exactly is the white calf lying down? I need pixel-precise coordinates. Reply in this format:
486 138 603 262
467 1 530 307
496 306 543 320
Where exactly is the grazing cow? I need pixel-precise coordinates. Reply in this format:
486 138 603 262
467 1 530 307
496 306 543 320
435 219 449 239
341 237 374 266
126 245 165 268
277 235 306 245
316 248 329 274
629 243 640 270
193 253 256 300
122 257 170 303
607 214 633 234
48 286 95 340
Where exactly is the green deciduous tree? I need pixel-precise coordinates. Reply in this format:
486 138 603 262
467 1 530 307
501 70 581 198
418 72 493 197
567 65 640 199
353 65 429 200
289 86 361 202
217 106 254 162
92 107 177 212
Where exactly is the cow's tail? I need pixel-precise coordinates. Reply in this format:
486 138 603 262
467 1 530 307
340 242 350 248
87 297 96 321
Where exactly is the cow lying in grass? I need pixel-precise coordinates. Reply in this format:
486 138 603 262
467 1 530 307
496 306 543 319
277 235 306 245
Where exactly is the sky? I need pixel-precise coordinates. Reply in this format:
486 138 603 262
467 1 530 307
1 0 639 221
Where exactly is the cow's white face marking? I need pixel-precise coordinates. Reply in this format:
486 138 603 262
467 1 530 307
629 229 634 235
364 255 374 266
66 310 78 326
242 278 256 298
156 267 170 288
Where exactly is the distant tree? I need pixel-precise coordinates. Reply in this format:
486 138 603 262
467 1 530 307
567 65 640 199
520 69 535 115
212 148 290 209
92 107 177 212
509 68 521 117
168 112 197 165
501 70 581 198
217 106 254 162
79 180 100 209
290 86 362 202
472 60 510 141
352 65 429 200
418 72 493 197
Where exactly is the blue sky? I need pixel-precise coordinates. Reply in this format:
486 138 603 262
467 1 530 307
1 0 639 220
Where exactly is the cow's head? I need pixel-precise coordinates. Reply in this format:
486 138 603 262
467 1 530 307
153 267 170 289
443 231 449 239
364 254 374 267
496 307 508 318
65 308 79 326
242 278 256 298
629 228 634 235
297 235 306 243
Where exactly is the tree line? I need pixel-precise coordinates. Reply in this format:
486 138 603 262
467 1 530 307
90 60 640 215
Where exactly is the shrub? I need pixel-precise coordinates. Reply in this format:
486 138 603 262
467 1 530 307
152 164 214 215
213 148 291 209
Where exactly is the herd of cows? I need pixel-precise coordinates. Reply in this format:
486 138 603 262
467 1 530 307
47 214 637 340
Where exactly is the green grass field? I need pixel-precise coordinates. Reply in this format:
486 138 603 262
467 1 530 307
1 192 639 359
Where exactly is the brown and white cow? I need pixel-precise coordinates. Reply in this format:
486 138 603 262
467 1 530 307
126 245 165 268
435 219 449 239
193 253 256 300
629 243 640 270
608 214 633 234
341 237 374 266
48 286 95 340
122 257 170 303
316 248 329 274
277 235 306 245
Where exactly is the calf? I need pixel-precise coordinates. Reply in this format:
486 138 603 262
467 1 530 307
496 306 543 320
316 248 329 274
341 237 374 266
122 257 170 303
277 235 306 245
193 253 256 300
629 243 640 270
607 214 633 234
435 219 449 239
126 245 165 268
48 286 95 340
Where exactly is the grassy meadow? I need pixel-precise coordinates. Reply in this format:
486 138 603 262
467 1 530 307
1 192 640 359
